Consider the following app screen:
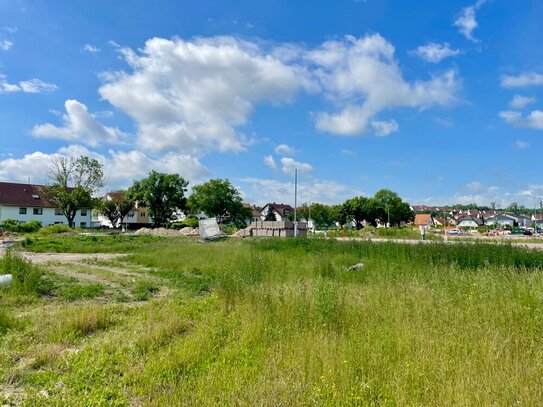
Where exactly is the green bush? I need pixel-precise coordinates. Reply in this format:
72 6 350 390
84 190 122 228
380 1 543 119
0 219 42 233
171 217 200 230
37 224 72 235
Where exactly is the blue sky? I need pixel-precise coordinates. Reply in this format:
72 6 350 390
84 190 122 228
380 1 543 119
1 0 543 207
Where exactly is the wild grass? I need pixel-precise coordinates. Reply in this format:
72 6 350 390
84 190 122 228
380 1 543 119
3 237 543 405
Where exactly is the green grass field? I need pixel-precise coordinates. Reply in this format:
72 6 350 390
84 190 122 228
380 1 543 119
2 236 543 405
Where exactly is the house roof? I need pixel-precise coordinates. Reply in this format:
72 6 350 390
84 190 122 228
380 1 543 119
243 203 261 218
263 202 294 217
0 182 56 208
414 214 433 225
457 215 483 226
106 191 125 202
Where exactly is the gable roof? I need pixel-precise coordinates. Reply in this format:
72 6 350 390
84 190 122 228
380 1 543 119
457 215 483 226
414 214 433 225
263 202 294 217
106 191 125 202
0 182 56 208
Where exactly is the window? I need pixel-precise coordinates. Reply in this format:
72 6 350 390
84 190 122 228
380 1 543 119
80 222 87 228
19 207 27 215
33 208 43 215
140 212 146 217
54 221 63 224
80 209 87 216
32 194 40 200
55 208 63 216
128 212 135 218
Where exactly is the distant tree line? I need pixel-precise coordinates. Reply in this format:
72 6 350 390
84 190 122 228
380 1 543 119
44 156 413 230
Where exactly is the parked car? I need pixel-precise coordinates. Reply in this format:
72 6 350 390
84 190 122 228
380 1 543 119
447 229 460 235
511 228 532 235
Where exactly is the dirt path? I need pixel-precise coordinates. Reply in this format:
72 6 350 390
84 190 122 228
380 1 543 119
21 252 127 264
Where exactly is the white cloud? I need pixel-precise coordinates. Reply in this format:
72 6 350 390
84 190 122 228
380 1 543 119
0 75 57 94
371 119 398 136
412 42 460 63
280 157 313 174
263 155 277 170
240 177 357 206
0 145 209 191
2 26 18 34
451 183 543 208
275 144 295 155
308 34 460 136
509 95 536 109
501 72 543 88
340 149 357 156
453 0 487 42
84 44 100 53
514 140 530 149
466 181 482 191
499 110 543 130
32 99 126 146
0 40 13 51
99 36 309 156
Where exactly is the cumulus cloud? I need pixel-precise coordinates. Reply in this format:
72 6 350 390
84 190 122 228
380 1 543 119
84 44 100 53
371 119 398 136
509 95 536 109
280 157 313 174
307 34 460 136
275 144 295 155
451 183 543 207
501 72 543 88
499 110 543 130
2 26 17 34
240 177 357 206
412 42 460 63
0 75 57 94
514 140 530 149
0 40 13 51
32 99 126 146
263 154 277 170
466 181 482 191
0 145 209 191
454 0 487 42
99 36 309 156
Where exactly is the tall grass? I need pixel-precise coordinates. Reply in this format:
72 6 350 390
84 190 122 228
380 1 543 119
7 237 543 405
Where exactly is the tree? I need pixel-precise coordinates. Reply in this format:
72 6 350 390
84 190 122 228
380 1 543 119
372 189 414 227
43 156 104 227
129 171 188 227
188 179 251 227
97 191 135 229
264 209 277 222
341 196 372 229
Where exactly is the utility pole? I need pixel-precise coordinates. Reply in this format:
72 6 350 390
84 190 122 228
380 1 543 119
294 168 298 237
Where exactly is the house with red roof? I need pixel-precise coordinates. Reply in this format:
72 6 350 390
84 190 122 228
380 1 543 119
0 182 92 228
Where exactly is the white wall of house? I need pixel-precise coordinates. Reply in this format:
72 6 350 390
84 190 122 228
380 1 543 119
486 218 514 228
457 219 479 228
0 205 92 228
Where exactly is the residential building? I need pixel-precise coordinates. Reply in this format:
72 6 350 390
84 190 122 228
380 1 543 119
0 182 91 228
260 203 294 221
93 192 151 229
457 215 483 228
413 214 435 228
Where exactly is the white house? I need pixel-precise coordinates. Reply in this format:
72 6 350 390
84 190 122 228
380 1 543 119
457 215 483 228
93 192 152 229
260 203 294 221
0 182 92 228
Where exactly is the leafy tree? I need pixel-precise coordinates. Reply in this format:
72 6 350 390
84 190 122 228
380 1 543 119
97 191 135 229
341 196 373 229
130 171 188 227
43 156 104 227
188 179 251 227
372 189 414 227
264 207 277 221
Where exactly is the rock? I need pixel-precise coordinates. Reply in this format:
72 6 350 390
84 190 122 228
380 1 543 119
180 227 194 236
348 262 364 271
